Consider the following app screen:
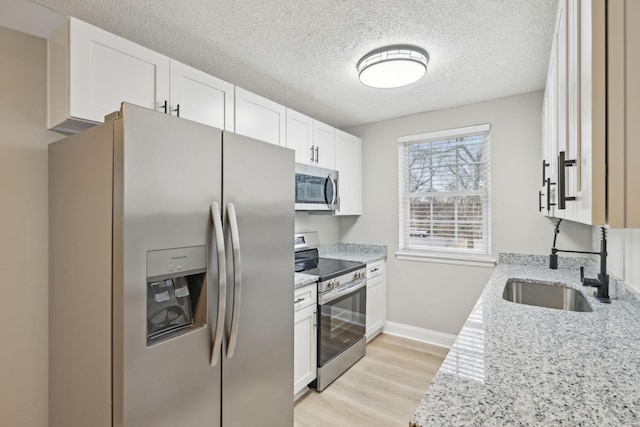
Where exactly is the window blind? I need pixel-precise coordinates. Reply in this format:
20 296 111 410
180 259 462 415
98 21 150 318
398 124 491 255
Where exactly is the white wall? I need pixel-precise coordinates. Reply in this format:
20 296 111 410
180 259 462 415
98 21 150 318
601 228 640 291
341 92 593 335
0 26 62 427
295 212 340 243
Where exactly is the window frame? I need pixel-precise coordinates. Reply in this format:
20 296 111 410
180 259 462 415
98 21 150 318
396 124 495 267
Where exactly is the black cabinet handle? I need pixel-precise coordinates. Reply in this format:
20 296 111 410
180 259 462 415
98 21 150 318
542 160 550 186
161 100 168 114
557 151 576 209
539 190 544 212
173 104 180 117
546 178 556 212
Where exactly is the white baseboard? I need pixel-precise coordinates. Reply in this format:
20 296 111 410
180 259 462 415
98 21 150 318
383 321 456 349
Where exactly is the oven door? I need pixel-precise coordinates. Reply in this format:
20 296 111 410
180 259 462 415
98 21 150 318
317 279 366 366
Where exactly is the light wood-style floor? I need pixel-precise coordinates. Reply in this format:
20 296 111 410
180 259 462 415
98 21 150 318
294 333 449 427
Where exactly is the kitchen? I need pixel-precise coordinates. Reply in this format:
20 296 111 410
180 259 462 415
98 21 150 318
2 0 640 426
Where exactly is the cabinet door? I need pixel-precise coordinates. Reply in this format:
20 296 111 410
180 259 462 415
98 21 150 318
286 109 314 164
574 0 606 226
235 87 286 145
169 60 234 131
69 18 170 123
334 130 362 216
365 274 385 341
312 120 335 169
294 305 317 396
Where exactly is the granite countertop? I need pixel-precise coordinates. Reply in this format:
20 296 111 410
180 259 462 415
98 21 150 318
411 253 640 427
294 273 318 289
294 243 387 289
318 243 387 264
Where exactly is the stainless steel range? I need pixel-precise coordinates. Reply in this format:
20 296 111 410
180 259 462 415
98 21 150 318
295 232 366 391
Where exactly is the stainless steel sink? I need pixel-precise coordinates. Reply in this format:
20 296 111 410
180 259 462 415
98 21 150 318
502 279 593 312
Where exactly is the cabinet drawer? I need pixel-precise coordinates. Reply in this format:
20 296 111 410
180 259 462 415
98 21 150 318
366 260 385 279
294 283 317 311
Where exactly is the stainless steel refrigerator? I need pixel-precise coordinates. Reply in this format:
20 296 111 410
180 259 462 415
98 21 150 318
49 103 294 427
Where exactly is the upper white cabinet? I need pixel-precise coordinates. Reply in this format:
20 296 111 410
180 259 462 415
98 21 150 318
235 87 286 146
285 109 336 169
286 109 314 164
169 60 234 131
542 0 640 227
48 18 235 133
334 129 362 216
541 0 607 226
312 120 335 169
48 17 170 133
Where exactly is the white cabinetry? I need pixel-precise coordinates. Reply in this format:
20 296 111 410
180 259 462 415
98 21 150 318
540 0 607 225
48 17 170 133
169 60 234 131
286 109 314 164
235 87 286 146
48 18 235 133
293 283 317 399
334 130 362 216
285 109 336 168
365 260 385 342
312 120 335 169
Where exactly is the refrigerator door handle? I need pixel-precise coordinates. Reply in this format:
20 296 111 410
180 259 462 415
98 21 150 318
210 202 227 367
225 203 242 359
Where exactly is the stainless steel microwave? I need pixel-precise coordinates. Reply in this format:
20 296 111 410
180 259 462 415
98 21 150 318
295 163 339 211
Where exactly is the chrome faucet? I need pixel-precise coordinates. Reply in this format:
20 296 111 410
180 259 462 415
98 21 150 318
549 219 610 303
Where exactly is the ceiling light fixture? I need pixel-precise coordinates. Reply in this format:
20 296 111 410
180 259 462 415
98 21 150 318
357 45 429 89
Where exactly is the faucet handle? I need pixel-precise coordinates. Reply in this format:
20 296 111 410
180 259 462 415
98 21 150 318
580 266 584 284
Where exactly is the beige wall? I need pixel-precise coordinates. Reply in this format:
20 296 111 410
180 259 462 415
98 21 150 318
0 26 62 427
341 92 592 335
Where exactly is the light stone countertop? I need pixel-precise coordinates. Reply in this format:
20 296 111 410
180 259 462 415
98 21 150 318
318 243 387 264
294 273 318 289
410 253 640 427
294 243 387 289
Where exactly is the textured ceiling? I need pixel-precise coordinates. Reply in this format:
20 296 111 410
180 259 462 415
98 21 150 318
28 0 558 128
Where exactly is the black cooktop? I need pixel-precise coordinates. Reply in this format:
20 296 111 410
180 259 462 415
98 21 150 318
295 249 364 281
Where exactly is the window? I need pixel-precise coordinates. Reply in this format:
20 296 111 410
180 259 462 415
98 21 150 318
398 124 491 258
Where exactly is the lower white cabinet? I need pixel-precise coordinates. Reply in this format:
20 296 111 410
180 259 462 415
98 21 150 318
365 260 385 341
293 283 317 398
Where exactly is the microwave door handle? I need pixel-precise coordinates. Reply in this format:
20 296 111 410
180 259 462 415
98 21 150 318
225 203 242 359
329 175 337 207
324 175 337 208
210 203 227 367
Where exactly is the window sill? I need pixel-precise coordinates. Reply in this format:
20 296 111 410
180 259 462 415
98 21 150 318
395 250 496 268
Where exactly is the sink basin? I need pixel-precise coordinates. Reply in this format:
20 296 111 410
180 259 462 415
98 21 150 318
502 279 593 312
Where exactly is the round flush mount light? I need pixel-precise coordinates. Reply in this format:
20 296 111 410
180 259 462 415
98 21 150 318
357 45 429 89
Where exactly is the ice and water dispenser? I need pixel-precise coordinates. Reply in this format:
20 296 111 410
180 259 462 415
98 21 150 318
146 246 207 346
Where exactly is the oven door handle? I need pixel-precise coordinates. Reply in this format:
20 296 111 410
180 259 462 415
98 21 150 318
318 278 366 305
